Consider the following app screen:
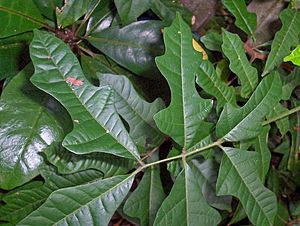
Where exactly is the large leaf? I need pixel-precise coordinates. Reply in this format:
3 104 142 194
0 0 45 38
222 0 257 36
196 56 236 111
123 153 165 226
44 145 134 177
87 20 164 79
153 162 221 226
114 0 191 25
222 30 258 98
33 0 62 21
0 65 65 189
30 30 141 161
56 0 93 28
18 174 134 226
0 166 103 225
216 147 277 226
267 103 290 136
262 9 300 76
216 72 282 141
99 73 165 149
284 44 300 66
153 13 213 149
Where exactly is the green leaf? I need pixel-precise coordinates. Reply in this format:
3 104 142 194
0 65 65 189
123 153 165 226
30 30 141 161
222 0 257 36
284 44 300 66
99 73 165 149
153 13 213 149
196 57 236 111
222 30 258 98
262 9 300 76
216 147 277 226
153 162 221 226
33 0 62 21
281 67 300 100
216 72 282 141
18 174 134 226
56 0 93 28
87 21 164 79
267 103 290 136
200 32 222 52
0 0 46 38
114 0 191 25
0 167 103 225
44 145 134 177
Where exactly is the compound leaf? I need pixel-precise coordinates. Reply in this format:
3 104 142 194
154 13 213 149
216 72 282 141
216 147 277 226
30 30 140 161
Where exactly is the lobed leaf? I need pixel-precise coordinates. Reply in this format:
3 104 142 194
216 147 277 226
154 13 213 149
216 72 282 141
222 29 258 98
18 175 134 226
30 30 141 161
262 9 300 76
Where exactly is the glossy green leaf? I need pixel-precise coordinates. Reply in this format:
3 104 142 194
216 72 282 141
216 147 277 226
99 73 165 149
44 145 134 176
18 174 134 226
0 166 103 225
262 9 300 76
222 0 257 36
196 56 236 111
222 30 258 98
56 0 93 28
153 162 221 226
87 21 164 79
114 0 191 25
33 0 62 21
153 13 213 149
200 32 222 52
30 30 141 161
0 65 65 190
284 44 300 66
254 125 271 181
0 0 45 38
123 153 165 226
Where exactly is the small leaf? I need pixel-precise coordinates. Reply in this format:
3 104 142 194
281 67 300 100
200 32 222 52
267 103 290 136
154 13 213 149
30 30 140 161
18 174 134 226
87 21 164 79
284 44 300 66
154 162 221 226
0 0 45 38
222 29 258 98
123 153 165 226
216 72 282 141
262 9 300 76
56 0 93 28
222 0 257 36
216 147 277 226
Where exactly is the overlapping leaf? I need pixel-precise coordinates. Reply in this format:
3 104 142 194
0 0 45 38
284 44 300 66
0 65 65 189
222 30 258 98
153 162 221 226
267 103 290 136
154 13 213 149
263 9 300 76
216 72 282 141
99 73 165 149
33 0 62 21
222 0 257 36
30 30 140 161
281 67 300 100
216 147 277 226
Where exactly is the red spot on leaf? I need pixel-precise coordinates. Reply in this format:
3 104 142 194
66 77 83 86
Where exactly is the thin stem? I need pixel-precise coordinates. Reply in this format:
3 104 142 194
140 146 160 162
262 105 300 126
78 45 95 57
